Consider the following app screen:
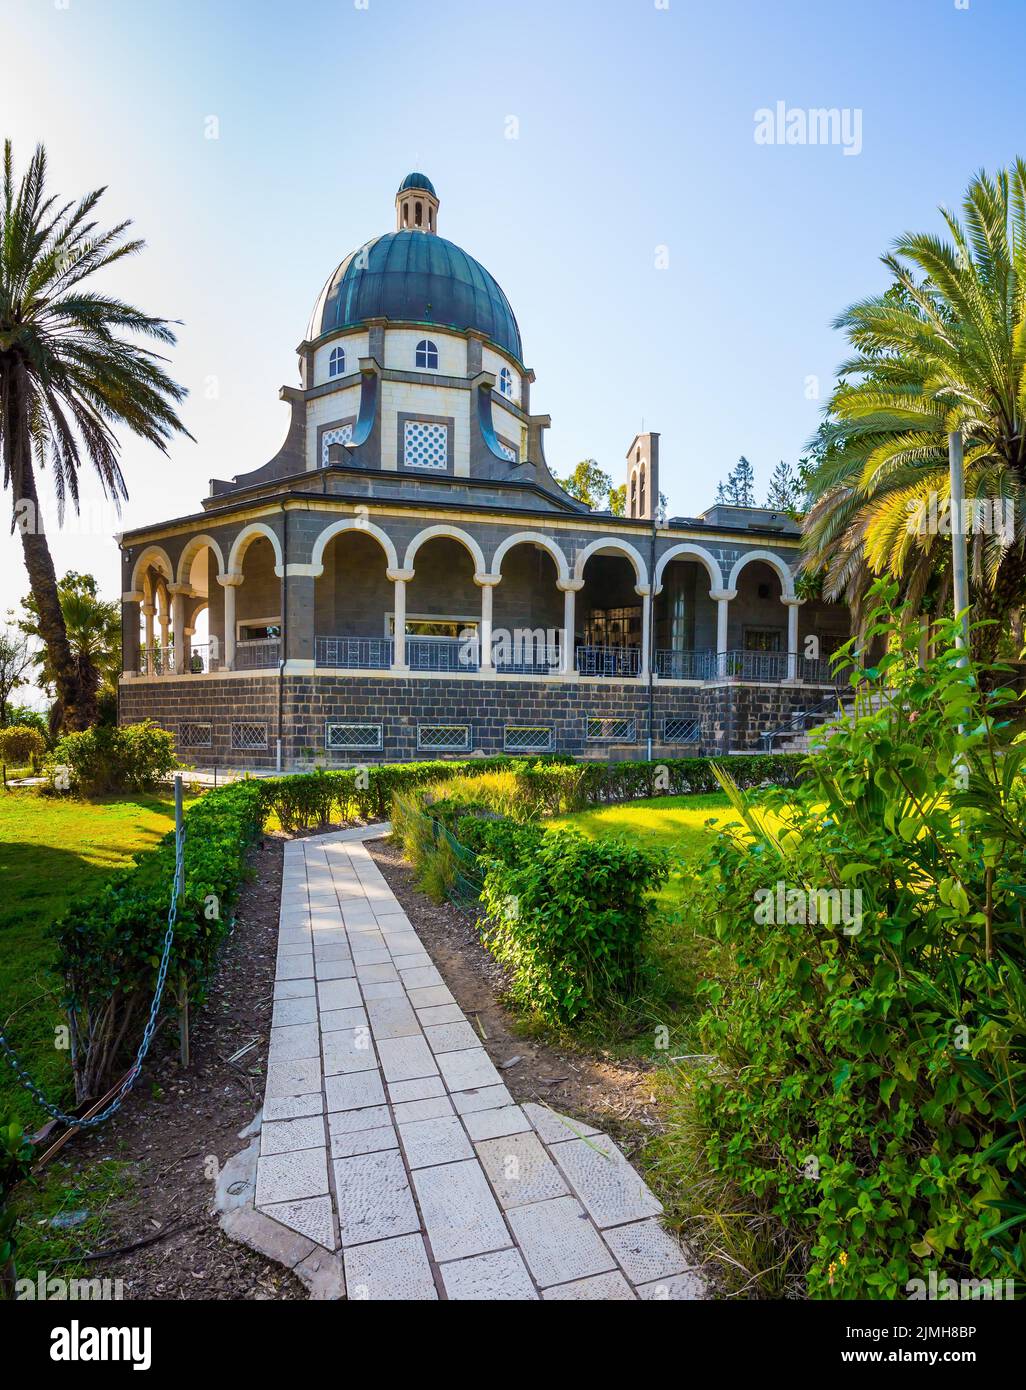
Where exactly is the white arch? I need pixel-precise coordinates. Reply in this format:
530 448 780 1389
572 536 649 587
176 533 227 588
653 542 725 595
727 548 796 599
490 531 570 583
310 518 399 577
402 524 487 575
130 544 174 595
227 522 284 577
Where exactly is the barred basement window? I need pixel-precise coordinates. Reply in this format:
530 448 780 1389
231 722 267 751
326 722 383 752
417 723 471 752
663 717 701 744
586 716 637 742
504 725 552 752
178 722 212 750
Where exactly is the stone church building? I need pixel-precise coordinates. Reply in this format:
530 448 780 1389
118 173 847 768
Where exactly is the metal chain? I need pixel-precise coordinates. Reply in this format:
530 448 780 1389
0 817 185 1129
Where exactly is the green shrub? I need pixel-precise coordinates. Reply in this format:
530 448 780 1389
47 720 180 795
479 827 667 1022
0 1119 33 1296
0 725 46 773
687 581 1026 1298
50 779 265 1101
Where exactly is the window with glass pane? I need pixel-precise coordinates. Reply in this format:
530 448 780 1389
743 628 783 652
584 606 641 646
329 346 346 377
415 339 439 369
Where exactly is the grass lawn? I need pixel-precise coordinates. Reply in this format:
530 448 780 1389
549 791 745 909
0 787 185 1128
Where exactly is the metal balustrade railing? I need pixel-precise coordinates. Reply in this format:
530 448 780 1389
716 649 791 682
315 636 394 669
494 643 564 674
575 645 642 677
139 646 175 676
185 642 220 674
654 649 715 680
406 636 479 672
234 639 281 670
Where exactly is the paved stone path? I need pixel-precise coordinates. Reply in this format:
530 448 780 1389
252 824 705 1300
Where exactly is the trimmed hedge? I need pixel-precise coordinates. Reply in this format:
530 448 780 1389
259 752 804 830
51 779 265 1101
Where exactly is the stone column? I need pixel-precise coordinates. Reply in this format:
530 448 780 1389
169 584 190 675
475 573 501 673
122 591 143 676
556 579 584 676
218 573 242 670
387 568 414 672
157 584 171 653
710 587 736 678
783 596 803 681
141 601 156 674
636 583 651 678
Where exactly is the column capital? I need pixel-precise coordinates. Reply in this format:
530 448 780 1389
140 603 156 617
781 595 804 607
556 578 585 592
474 571 502 587
634 584 651 599
386 568 415 583
168 582 194 597
217 571 245 588
709 588 737 602
121 590 144 603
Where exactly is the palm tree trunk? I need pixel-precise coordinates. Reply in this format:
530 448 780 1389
2 365 86 731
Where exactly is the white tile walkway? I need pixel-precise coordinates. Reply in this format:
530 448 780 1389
255 824 706 1300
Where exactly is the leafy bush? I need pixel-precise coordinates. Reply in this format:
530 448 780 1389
47 720 180 795
0 724 46 772
479 827 667 1022
0 1119 33 1296
50 779 265 1101
686 583 1026 1298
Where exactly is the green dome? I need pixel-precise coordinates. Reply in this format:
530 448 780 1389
307 231 523 363
398 171 436 196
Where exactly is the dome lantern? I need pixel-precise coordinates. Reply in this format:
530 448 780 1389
396 172 439 235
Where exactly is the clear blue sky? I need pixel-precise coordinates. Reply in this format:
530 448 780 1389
2 0 1024 682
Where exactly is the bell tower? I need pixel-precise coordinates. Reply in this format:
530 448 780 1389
626 432 660 520
396 172 440 234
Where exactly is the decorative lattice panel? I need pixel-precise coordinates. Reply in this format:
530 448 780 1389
663 718 701 744
504 725 553 752
497 440 518 463
321 423 354 468
231 722 267 751
326 722 383 751
178 722 212 749
404 420 448 471
417 724 470 751
586 716 637 742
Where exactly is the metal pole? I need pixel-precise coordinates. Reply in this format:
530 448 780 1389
948 429 970 661
173 773 190 1067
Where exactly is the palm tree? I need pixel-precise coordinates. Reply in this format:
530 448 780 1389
803 162 1026 653
17 570 121 730
0 141 190 730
